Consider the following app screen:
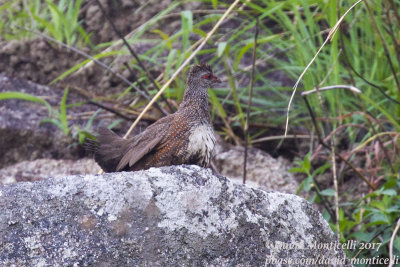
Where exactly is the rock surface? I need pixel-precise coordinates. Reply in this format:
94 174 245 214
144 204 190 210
0 74 85 168
0 165 349 266
214 145 299 194
0 158 99 185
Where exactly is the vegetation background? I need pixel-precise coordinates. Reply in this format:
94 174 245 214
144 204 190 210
1 0 399 264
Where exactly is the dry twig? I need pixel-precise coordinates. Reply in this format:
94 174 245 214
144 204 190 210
331 144 340 240
389 218 400 267
243 18 259 184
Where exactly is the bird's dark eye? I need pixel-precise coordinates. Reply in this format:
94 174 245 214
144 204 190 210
201 73 212 79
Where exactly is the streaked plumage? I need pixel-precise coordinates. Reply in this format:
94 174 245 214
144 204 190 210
91 63 220 172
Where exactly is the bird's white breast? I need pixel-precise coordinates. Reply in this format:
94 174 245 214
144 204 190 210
187 124 216 163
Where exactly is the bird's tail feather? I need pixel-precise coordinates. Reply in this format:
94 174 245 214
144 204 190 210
85 126 129 172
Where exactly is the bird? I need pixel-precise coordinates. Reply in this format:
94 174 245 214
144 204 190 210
91 63 221 172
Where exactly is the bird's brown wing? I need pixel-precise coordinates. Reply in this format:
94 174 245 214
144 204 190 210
116 114 175 171
116 133 162 171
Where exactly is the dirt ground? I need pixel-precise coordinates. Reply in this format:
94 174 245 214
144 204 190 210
0 0 201 95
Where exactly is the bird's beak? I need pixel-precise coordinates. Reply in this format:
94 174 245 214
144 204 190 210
211 74 221 84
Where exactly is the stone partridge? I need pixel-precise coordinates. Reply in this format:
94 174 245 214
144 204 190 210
92 63 220 172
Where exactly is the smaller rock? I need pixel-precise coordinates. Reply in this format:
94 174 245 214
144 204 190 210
0 158 99 185
214 146 299 194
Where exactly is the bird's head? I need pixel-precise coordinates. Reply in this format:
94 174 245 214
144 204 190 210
187 63 221 89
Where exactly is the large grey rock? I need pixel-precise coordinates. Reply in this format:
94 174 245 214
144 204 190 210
0 165 349 266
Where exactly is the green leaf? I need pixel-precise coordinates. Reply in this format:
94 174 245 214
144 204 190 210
383 178 397 189
76 127 95 144
303 153 311 171
108 119 123 130
152 29 172 50
181 10 193 31
234 42 253 71
50 51 123 84
0 1 14 13
33 15 57 39
193 28 207 38
296 176 313 194
370 213 390 225
351 231 376 243
165 49 177 83
77 26 93 47
322 209 331 222
320 188 335 196
71 0 82 24
394 236 400 252
303 176 313 191
0 92 52 115
84 110 101 131
360 94 400 130
217 42 227 57
209 89 227 118
313 162 331 175
46 0 64 42
288 167 307 174
181 10 193 51
211 0 218 9
382 189 397 196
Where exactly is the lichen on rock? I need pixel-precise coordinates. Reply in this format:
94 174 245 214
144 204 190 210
0 165 350 266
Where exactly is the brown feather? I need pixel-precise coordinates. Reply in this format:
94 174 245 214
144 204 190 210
92 127 129 172
94 114 174 172
92 63 218 172
116 134 162 171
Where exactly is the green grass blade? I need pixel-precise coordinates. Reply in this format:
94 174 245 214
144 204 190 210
50 51 124 84
361 94 400 130
181 10 193 52
209 89 227 119
0 91 52 115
